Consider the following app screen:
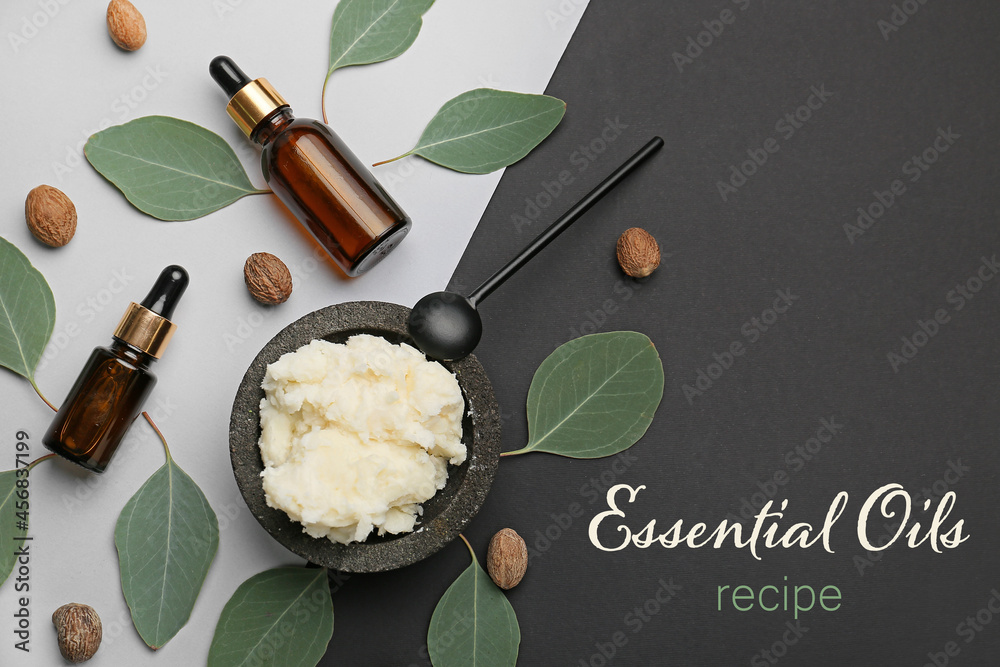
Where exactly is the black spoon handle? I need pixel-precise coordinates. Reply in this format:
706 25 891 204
467 136 664 306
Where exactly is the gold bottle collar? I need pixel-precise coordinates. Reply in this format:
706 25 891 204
226 78 288 137
113 303 176 359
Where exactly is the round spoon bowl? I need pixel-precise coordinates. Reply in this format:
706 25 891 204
229 301 501 573
408 291 483 361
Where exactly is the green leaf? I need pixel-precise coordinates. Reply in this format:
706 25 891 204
328 0 434 75
428 538 519 667
0 237 55 387
507 332 664 458
115 445 219 649
208 567 334 667
85 116 265 221
0 470 28 589
375 89 566 174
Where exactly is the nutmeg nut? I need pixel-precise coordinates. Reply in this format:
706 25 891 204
52 603 102 663
616 227 660 278
486 528 528 590
25 185 77 247
244 252 293 305
106 0 147 51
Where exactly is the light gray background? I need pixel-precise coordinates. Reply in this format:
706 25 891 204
0 0 587 663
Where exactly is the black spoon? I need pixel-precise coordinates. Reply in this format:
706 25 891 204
408 136 664 361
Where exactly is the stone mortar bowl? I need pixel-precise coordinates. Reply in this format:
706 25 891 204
229 301 501 573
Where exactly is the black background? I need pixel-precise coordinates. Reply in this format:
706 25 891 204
324 1 1000 664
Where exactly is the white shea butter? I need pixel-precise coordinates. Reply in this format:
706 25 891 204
258 334 466 545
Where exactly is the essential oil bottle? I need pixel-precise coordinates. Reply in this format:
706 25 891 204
43 266 188 473
209 55 411 277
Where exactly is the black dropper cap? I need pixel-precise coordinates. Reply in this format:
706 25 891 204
210 56 288 138
140 265 189 321
210 56 252 98
114 266 189 359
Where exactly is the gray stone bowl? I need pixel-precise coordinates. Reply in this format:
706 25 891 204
229 301 501 573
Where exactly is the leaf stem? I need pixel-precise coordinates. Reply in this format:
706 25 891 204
27 453 56 471
371 152 412 168
30 378 57 412
250 189 273 196
142 411 171 461
499 448 529 458
321 75 331 125
458 533 476 562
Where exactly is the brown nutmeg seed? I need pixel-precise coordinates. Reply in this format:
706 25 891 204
486 528 528 590
616 227 660 278
25 185 77 247
244 252 293 305
107 0 147 51
52 603 102 663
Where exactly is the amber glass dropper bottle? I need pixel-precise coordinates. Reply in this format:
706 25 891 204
43 266 189 473
209 56 411 277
